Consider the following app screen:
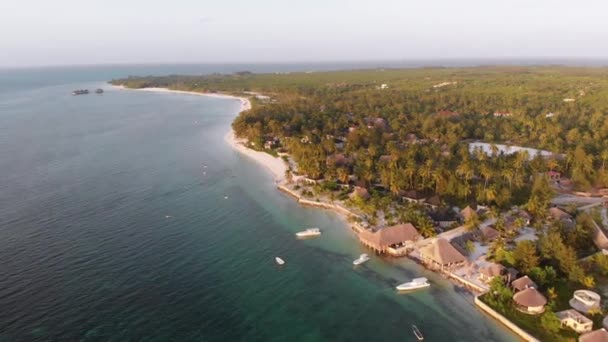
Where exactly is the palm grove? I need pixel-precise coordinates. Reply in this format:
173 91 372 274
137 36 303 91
114 67 608 340
113 67 608 216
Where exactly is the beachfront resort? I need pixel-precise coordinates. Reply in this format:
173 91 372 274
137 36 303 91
114 66 608 341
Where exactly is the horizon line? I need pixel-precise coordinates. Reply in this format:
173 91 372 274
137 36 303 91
3 56 608 70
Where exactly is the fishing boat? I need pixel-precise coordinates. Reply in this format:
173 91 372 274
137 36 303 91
396 277 430 291
275 257 285 265
412 325 424 341
352 253 370 265
295 228 321 238
72 89 89 95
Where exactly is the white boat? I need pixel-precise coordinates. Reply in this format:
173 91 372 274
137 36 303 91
412 325 424 341
353 253 370 265
396 277 430 291
295 228 321 238
275 257 285 265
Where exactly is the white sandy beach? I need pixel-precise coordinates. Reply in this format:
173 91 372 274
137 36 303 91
113 85 286 182
113 85 252 111
223 131 287 183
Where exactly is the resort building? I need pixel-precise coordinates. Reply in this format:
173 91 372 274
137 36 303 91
401 190 426 204
350 186 370 200
513 287 547 315
511 275 538 292
579 328 608 342
424 195 442 209
460 206 477 222
549 207 573 221
556 309 593 334
570 290 602 313
359 223 421 255
419 238 466 271
478 263 505 284
547 170 561 181
476 226 500 243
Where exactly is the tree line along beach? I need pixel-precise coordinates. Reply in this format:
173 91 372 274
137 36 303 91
112 66 608 341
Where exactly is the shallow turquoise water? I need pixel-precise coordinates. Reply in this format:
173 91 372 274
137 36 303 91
0 66 519 341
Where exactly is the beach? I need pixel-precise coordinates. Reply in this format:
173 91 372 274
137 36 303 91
101 81 518 341
224 131 287 183
113 85 288 183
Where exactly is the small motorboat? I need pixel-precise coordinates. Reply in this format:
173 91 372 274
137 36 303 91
275 257 285 265
95 88 104 94
295 228 321 238
352 253 370 266
412 325 424 341
396 277 430 291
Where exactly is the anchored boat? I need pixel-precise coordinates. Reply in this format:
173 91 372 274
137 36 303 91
412 325 424 341
352 253 370 265
295 228 321 238
396 277 430 291
72 89 89 95
275 257 285 265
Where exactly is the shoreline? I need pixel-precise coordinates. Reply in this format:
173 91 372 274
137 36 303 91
224 130 287 183
112 85 252 112
113 85 287 183
115 84 526 341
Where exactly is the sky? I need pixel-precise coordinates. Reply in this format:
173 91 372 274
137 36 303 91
1 0 608 67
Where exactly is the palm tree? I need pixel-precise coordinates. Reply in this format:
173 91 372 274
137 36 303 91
337 168 350 184
285 169 293 184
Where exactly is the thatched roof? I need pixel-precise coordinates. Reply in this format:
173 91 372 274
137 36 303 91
511 276 538 292
402 190 425 200
360 223 421 249
460 206 476 221
350 186 370 200
480 263 505 278
549 207 572 221
479 226 500 241
425 195 441 207
580 328 608 342
420 238 466 265
513 287 547 308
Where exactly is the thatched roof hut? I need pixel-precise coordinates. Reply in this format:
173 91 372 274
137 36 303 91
359 223 421 254
513 287 547 314
479 263 505 282
478 226 500 241
350 186 370 200
419 238 466 270
460 206 477 221
511 275 538 292
549 207 572 221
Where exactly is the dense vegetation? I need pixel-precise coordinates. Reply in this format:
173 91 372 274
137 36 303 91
112 67 608 214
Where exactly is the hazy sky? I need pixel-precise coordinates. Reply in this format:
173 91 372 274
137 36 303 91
2 0 607 67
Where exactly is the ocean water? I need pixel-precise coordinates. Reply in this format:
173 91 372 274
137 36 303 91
0 65 519 341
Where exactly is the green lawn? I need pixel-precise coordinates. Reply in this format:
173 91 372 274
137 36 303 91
479 293 578 342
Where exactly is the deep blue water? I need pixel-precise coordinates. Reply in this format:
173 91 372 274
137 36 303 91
0 64 520 341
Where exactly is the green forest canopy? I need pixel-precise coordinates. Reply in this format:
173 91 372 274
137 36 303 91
112 66 608 210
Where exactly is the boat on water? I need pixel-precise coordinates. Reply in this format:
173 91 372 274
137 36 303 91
396 277 430 291
412 325 424 341
95 88 104 94
275 257 285 265
295 228 321 238
352 253 370 265
72 89 89 95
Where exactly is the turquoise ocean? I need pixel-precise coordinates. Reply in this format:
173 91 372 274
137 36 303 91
0 64 519 341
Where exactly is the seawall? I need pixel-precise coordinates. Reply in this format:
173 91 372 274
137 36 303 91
474 296 540 342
